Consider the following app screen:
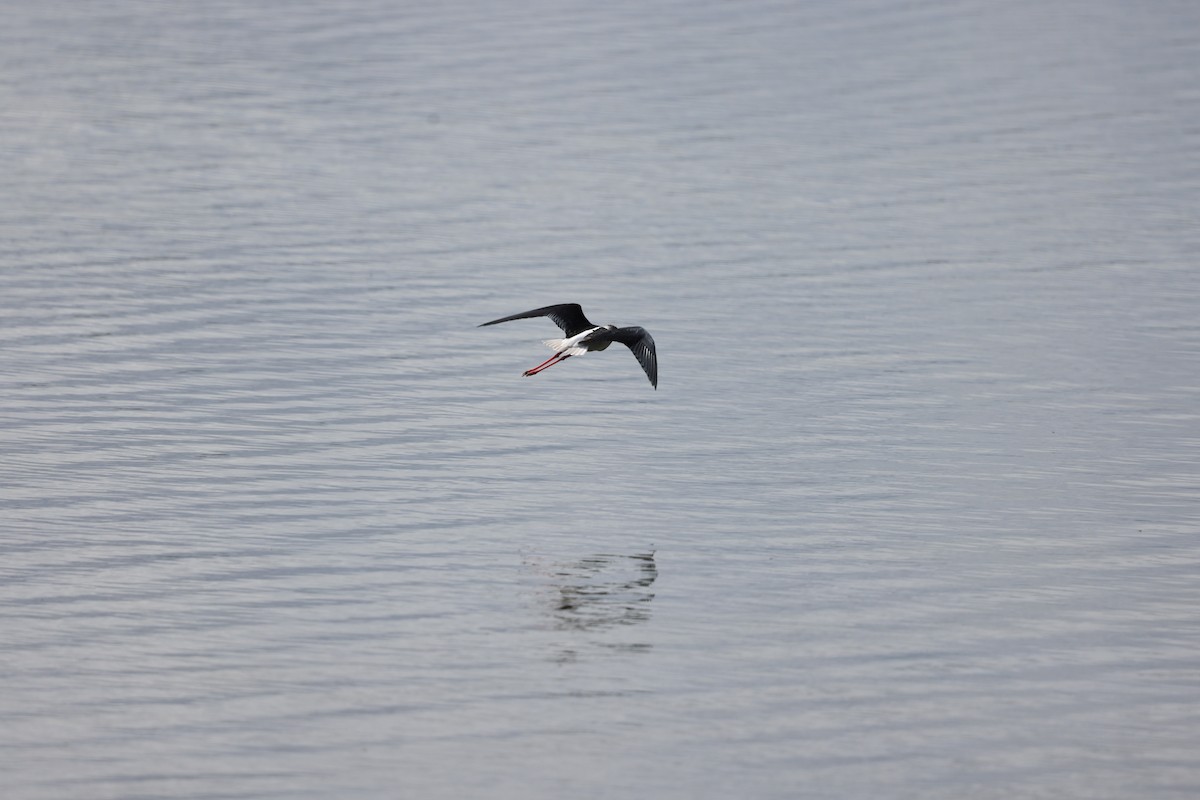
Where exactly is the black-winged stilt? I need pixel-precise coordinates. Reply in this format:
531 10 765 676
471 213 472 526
479 303 657 389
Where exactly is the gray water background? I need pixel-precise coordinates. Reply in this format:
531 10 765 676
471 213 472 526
2 1 1199 798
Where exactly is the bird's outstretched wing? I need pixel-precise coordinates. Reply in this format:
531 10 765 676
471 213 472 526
478 304 595 337
589 326 657 389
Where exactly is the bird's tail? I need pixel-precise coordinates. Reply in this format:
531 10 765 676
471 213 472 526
544 339 587 356
546 338 588 354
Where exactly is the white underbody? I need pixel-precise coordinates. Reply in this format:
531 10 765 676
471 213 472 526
543 326 612 356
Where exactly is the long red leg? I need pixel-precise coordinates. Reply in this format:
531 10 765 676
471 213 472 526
524 353 572 376
524 352 563 373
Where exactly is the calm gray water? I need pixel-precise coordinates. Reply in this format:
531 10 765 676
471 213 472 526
2 1 1199 798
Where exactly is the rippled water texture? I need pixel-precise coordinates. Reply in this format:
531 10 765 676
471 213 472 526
2 1 1199 798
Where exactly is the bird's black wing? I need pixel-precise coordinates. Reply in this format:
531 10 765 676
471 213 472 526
477 304 595 336
591 326 657 389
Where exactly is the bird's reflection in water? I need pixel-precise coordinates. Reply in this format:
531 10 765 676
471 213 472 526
525 551 657 663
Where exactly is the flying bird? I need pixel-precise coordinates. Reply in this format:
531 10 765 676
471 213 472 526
479 303 657 389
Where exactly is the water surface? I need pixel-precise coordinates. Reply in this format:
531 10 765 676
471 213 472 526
2 1 1199 798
